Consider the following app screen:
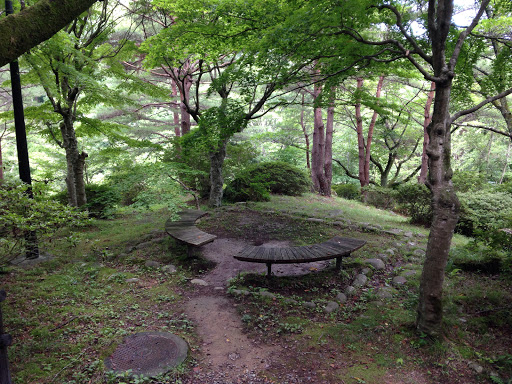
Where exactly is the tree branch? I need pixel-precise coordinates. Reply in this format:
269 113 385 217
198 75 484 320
450 87 512 123
0 0 101 66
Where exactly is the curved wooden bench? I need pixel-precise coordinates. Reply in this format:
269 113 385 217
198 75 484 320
234 236 366 276
165 210 216 255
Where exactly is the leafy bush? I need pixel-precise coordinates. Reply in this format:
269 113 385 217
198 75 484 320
394 183 432 226
456 191 512 236
361 185 396 210
83 184 120 219
55 184 121 218
0 180 90 263
452 170 488 192
332 183 360 200
224 161 310 202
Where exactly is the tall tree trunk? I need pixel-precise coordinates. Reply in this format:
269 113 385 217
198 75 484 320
355 77 366 188
418 82 436 184
500 141 511 184
324 92 335 196
171 80 181 137
180 76 192 136
60 116 87 207
416 81 460 336
300 93 311 170
0 137 3 181
364 75 384 185
311 82 329 194
208 138 229 208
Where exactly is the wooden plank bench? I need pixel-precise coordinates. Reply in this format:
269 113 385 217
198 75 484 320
165 210 217 255
234 236 366 276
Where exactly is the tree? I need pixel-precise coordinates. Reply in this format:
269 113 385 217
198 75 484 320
23 1 136 207
0 0 101 66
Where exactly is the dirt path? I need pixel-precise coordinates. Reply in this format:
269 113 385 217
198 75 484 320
183 238 331 383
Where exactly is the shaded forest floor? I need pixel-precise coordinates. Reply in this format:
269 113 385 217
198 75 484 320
2 194 511 383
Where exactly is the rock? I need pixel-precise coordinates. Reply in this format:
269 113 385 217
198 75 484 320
345 286 356 296
401 270 417 277
283 298 298 305
387 228 403 235
231 289 250 296
145 260 162 268
386 248 396 256
303 301 316 309
361 268 371 275
407 241 417 247
468 362 484 374
377 253 388 260
404 231 414 238
190 279 208 286
306 218 325 223
258 291 276 299
393 242 405 248
416 233 427 238
324 301 339 313
372 224 383 230
214 286 224 291
413 249 426 257
376 287 395 299
332 221 347 227
353 274 368 287
126 278 140 283
125 246 136 253
336 293 347 303
365 258 386 270
392 276 407 286
327 209 344 217
162 264 177 273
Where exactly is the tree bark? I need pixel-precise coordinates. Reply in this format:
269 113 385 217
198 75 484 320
171 80 181 137
500 141 511 184
300 93 311 170
364 75 384 186
208 138 229 208
180 75 192 136
355 77 366 188
417 81 460 336
311 82 330 195
324 93 335 196
0 0 100 66
418 82 436 184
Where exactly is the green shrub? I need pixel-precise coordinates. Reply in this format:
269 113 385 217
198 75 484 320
83 184 120 219
456 191 512 236
452 170 488 192
332 183 360 200
361 185 396 210
224 161 310 202
394 183 432 226
55 184 120 219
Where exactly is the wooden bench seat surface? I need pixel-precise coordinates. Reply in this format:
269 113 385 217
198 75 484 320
234 236 366 264
165 210 217 247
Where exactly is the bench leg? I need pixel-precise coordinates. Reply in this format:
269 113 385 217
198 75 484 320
336 256 343 271
266 263 272 277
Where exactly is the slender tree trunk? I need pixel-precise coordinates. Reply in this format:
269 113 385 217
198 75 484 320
364 75 384 185
324 92 335 196
311 82 328 194
0 137 3 181
416 81 460 336
355 77 366 188
418 82 436 184
171 80 181 137
500 141 511 184
180 76 192 136
60 116 87 207
208 138 229 208
300 94 311 170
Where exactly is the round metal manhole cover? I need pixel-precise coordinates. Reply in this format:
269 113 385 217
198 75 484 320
104 332 188 377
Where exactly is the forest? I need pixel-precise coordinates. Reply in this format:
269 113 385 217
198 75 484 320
0 0 512 383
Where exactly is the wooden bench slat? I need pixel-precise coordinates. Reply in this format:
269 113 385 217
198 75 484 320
233 236 367 275
165 210 217 249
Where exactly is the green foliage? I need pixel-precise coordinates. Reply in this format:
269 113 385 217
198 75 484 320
224 161 310 202
456 191 512 236
361 185 396 210
394 183 432 226
106 163 183 210
332 183 360 201
0 180 90 262
82 184 120 219
452 170 488 193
